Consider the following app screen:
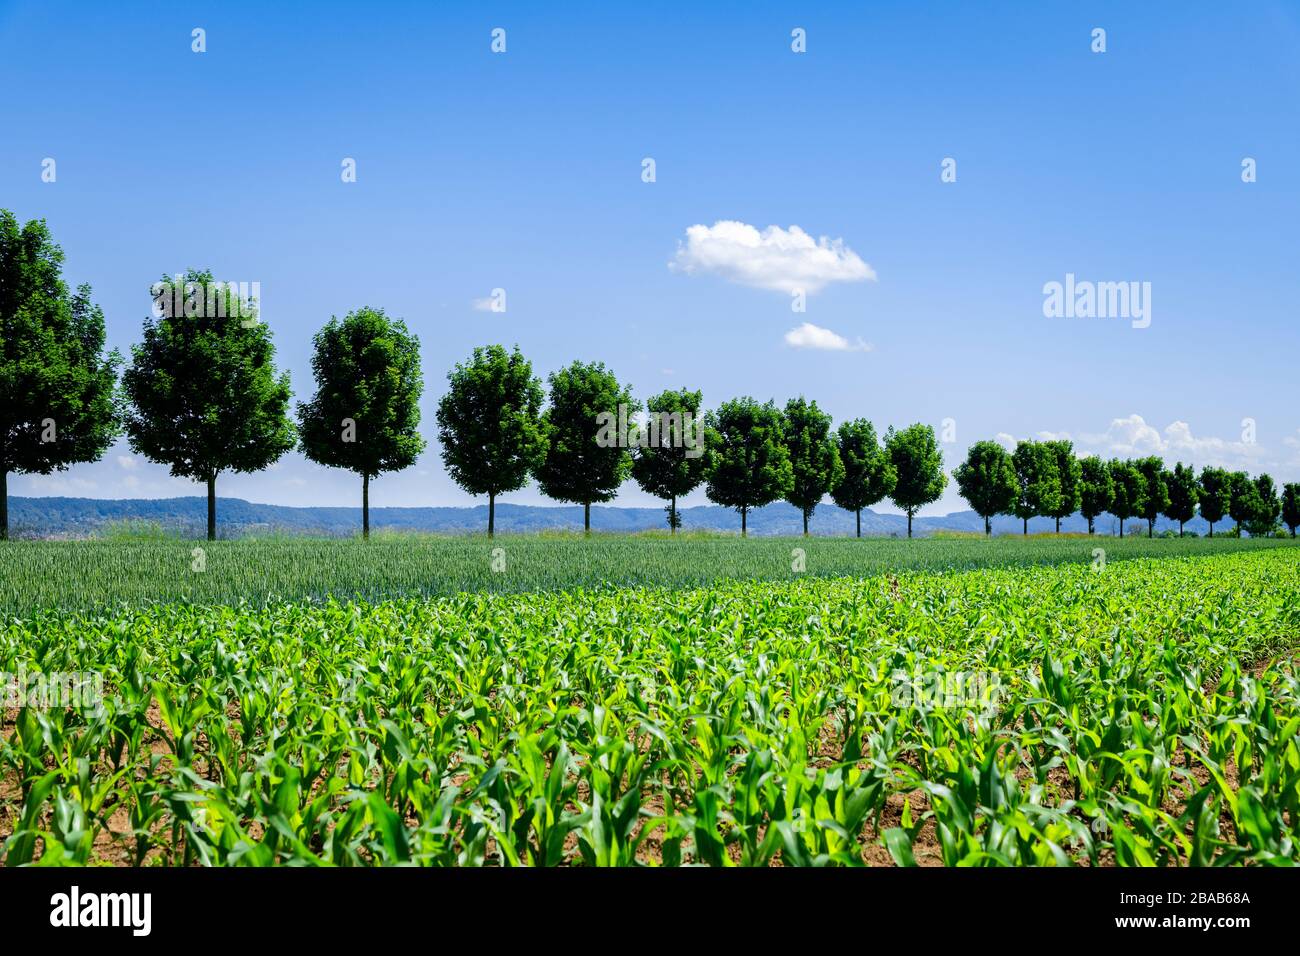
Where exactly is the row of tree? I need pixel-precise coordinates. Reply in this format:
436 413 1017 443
954 439 1299 538
3 211 1298 540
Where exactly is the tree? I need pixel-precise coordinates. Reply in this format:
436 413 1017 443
534 360 637 534
953 440 1016 536
830 419 896 538
437 345 546 536
1045 440 1082 533
1245 473 1281 537
782 397 842 536
1227 471 1255 535
1281 483 1300 538
1198 467 1230 537
631 388 707 533
298 308 425 539
122 270 294 540
1108 459 1144 538
0 211 121 540
886 423 947 538
1163 462 1199 537
1134 456 1171 538
1012 441 1061 536
703 397 793 536
1078 455 1114 535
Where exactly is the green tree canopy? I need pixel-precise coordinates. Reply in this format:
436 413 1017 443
1012 441 1062 535
1281 482 1300 538
123 270 295 540
1198 466 1231 537
0 211 121 539
782 396 842 536
436 344 546 536
953 440 1016 536
1226 471 1256 534
298 308 426 538
830 419 896 538
1134 456 1171 538
534 360 637 533
1163 462 1199 536
703 397 793 536
886 423 947 538
1108 459 1145 538
1078 455 1114 534
1245 473 1281 537
1045 440 1082 533
630 388 706 532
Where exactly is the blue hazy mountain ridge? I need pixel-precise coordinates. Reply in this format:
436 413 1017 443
9 497 1226 538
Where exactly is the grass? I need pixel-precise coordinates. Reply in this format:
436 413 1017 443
1 533 1295 617
2 547 1297 866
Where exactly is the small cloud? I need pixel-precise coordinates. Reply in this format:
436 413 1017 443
470 297 495 312
994 432 1017 450
661 368 675 376
783 322 872 352
116 455 138 470
671 220 876 294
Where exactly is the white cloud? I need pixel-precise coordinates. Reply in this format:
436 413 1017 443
994 432 1017 450
1071 414 1265 469
470 297 496 312
116 455 138 471
671 220 875 294
783 322 873 352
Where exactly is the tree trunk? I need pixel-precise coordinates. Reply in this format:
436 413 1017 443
362 473 370 539
1023 517 1028 536
856 509 861 538
1119 520 1124 539
1055 516 1061 534
907 511 913 538
741 507 747 537
584 501 591 534
206 474 217 541
1087 517 1094 535
1179 520 1184 537
1291 526 1296 539
984 514 991 536
1208 522 1214 538
0 469 7 541
802 509 809 536
488 491 495 538
670 494 676 534
1147 518 1153 538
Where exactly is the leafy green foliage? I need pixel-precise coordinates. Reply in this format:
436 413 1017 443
436 345 546 535
0 211 121 539
631 388 706 532
953 440 1016 535
1044 440 1082 532
534 361 637 532
703 397 793 536
830 419 895 538
297 308 425 537
1108 459 1145 538
122 271 294 540
886 424 946 537
1246 473 1281 538
1164 462 1199 535
1134 456 1171 538
1012 441 1061 534
2 548 1298 866
1199 467 1231 537
1282 483 1300 538
782 397 843 535
1078 455 1114 534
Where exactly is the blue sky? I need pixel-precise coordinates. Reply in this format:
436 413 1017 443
3 1 1299 516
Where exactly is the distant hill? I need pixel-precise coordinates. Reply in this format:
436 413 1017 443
5 496 1236 539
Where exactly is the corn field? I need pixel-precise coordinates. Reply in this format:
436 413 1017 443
2 547 1298 866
